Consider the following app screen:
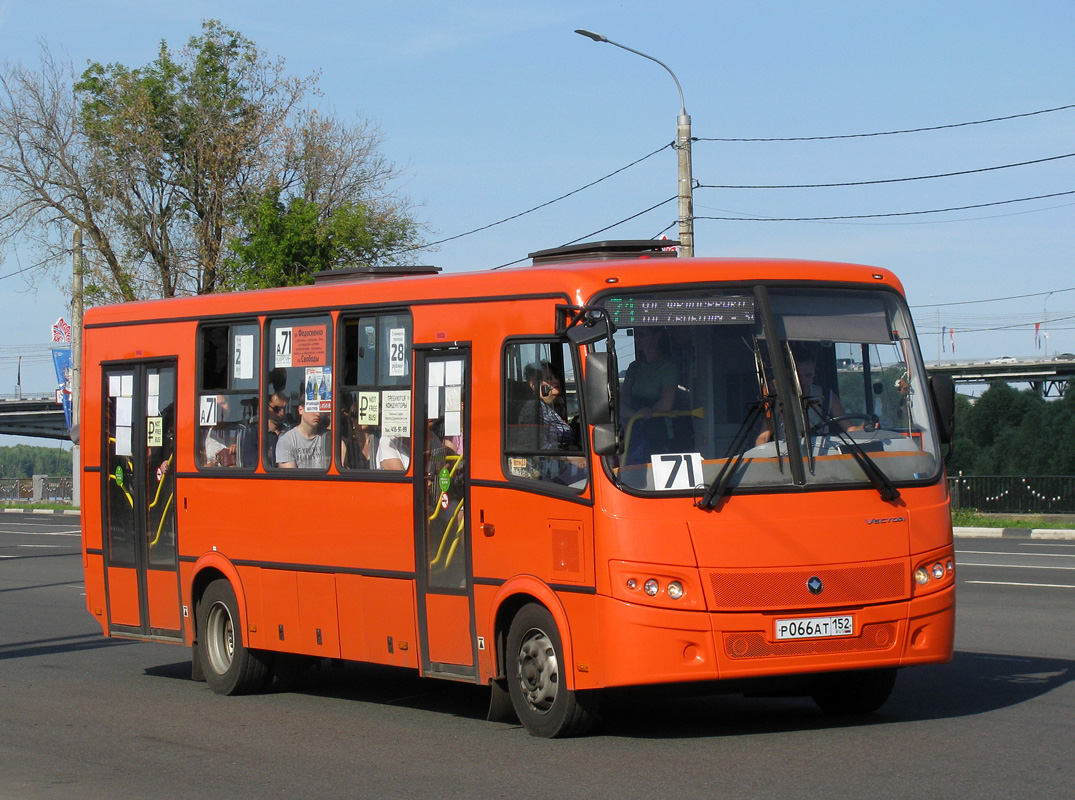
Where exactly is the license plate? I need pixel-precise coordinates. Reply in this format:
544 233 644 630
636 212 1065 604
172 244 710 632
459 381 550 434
774 615 854 641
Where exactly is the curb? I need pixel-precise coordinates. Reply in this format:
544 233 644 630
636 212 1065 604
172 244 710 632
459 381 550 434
0 507 81 516
953 526 1075 540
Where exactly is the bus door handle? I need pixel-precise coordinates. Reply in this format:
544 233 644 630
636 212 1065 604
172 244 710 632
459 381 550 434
479 509 495 536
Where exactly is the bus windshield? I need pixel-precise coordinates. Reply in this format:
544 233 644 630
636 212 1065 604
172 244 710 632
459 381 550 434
599 285 942 495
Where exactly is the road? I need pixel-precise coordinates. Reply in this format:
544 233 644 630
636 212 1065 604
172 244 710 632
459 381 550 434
2 512 1073 800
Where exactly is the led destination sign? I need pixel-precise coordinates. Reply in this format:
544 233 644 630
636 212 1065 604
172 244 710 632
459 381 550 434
605 295 756 326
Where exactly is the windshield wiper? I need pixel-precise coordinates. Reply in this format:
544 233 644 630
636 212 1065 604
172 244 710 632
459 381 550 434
812 406 901 502
697 397 773 510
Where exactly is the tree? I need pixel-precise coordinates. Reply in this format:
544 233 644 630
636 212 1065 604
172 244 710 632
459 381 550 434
224 188 421 289
0 21 423 302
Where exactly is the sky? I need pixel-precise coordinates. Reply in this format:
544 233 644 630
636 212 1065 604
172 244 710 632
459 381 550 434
1 0 1073 446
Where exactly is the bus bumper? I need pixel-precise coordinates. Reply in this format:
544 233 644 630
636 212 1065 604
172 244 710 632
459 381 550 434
590 586 954 689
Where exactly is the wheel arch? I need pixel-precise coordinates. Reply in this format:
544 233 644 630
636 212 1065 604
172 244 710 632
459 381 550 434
488 575 577 691
190 552 249 646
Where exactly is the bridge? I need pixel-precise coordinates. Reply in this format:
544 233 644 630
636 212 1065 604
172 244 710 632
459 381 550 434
0 395 70 440
926 355 1075 398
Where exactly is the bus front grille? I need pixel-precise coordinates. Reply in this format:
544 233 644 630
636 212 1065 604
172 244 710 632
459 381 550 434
705 561 908 611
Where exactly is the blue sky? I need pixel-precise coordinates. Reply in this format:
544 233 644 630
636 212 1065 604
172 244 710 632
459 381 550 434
2 1 1074 445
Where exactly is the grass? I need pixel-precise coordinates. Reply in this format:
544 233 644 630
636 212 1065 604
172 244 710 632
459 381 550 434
950 508 1075 529
0 502 77 512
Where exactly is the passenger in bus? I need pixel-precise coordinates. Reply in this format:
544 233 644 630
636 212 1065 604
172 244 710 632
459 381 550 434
375 436 410 471
204 395 238 467
756 342 846 445
519 361 585 483
621 326 678 462
276 401 330 469
264 389 291 468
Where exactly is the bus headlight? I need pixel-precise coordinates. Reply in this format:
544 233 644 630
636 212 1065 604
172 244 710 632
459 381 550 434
644 579 660 596
914 567 930 586
667 581 684 600
931 562 945 580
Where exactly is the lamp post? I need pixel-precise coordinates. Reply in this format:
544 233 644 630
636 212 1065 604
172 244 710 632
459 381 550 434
575 29 694 257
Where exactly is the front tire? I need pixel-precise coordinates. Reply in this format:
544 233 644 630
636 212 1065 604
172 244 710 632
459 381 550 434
197 579 271 695
506 603 597 737
811 668 897 715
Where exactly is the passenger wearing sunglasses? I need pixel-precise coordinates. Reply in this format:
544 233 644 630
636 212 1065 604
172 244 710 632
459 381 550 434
264 390 291 468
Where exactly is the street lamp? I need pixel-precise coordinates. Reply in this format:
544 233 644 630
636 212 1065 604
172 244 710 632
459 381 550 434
575 29 694 257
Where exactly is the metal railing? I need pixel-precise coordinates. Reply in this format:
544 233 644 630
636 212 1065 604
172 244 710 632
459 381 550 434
0 476 73 503
948 475 1075 514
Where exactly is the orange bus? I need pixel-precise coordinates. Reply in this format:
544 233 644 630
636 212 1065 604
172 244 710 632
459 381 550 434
78 240 956 737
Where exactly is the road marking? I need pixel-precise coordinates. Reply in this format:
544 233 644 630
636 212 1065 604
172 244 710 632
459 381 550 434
959 562 1075 570
965 580 1075 589
18 544 62 549
2 530 81 537
959 550 1075 558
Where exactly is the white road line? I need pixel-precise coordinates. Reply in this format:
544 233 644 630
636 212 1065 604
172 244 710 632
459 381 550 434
965 580 1075 589
959 562 1075 570
18 544 62 549
959 550 1075 558
2 530 81 537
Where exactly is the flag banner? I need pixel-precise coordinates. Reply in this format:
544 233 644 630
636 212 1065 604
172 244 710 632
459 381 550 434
51 347 73 430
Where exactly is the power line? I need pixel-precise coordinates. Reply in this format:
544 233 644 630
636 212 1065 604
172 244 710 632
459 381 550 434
697 152 1075 190
492 195 678 269
914 287 1075 308
393 143 672 256
694 189 1075 222
695 103 1075 143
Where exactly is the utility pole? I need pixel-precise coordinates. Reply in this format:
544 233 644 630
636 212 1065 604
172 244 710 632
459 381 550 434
71 228 84 507
575 30 694 256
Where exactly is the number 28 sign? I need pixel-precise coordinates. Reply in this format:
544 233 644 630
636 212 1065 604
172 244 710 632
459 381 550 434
651 452 705 491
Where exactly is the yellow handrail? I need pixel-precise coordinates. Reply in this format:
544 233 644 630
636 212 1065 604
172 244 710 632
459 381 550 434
623 407 704 456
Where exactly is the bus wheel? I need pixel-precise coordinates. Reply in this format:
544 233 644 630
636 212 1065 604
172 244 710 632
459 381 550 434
506 603 597 737
197 579 271 696
811 668 897 715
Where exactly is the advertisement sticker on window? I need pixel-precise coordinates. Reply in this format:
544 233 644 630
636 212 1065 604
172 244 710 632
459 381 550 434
381 390 411 437
388 328 407 377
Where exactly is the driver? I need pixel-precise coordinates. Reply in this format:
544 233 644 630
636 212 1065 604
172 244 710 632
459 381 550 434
756 342 846 445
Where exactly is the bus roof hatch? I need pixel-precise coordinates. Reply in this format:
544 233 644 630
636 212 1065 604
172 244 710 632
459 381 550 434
529 239 680 266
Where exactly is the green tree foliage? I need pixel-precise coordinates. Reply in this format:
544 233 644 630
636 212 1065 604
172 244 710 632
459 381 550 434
0 445 72 479
0 20 423 302
225 189 420 289
947 382 1075 475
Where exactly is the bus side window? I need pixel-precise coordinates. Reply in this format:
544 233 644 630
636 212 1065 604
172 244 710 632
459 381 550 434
196 322 260 470
266 315 334 471
337 313 412 472
503 340 587 490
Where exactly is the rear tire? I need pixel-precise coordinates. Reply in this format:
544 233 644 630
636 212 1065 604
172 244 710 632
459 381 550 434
506 603 598 737
811 668 897 715
197 579 271 695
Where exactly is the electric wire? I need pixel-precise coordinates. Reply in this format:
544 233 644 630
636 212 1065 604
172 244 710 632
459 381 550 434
491 195 679 269
694 103 1075 142
697 152 1075 190
914 287 1075 308
390 142 672 257
694 189 1075 222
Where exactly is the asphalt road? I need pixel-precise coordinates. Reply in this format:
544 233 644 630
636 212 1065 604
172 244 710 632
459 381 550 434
2 512 1073 800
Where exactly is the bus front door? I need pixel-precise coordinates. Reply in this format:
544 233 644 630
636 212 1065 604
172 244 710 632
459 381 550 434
101 362 182 641
415 349 477 681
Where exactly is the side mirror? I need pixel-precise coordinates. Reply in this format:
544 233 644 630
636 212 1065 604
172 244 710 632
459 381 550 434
582 351 612 425
592 423 619 455
566 317 610 347
929 373 955 444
